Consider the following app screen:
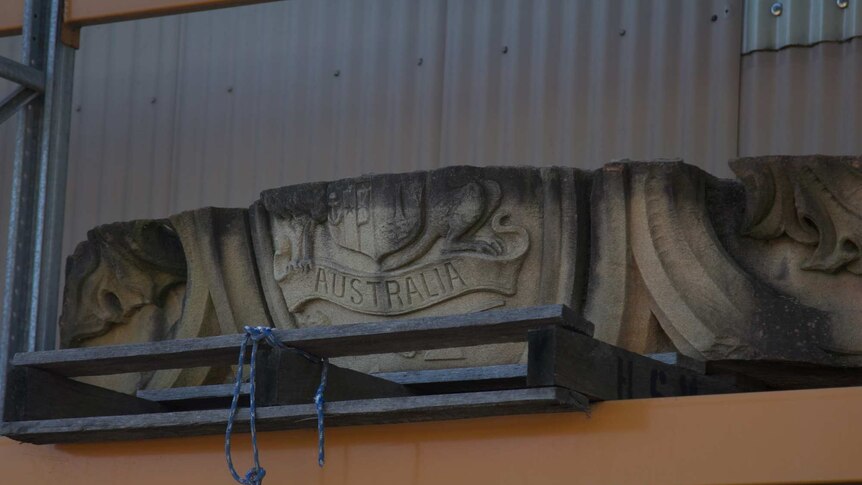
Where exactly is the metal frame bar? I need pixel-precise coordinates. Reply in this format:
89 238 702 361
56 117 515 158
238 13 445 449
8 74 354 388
0 0 280 37
0 87 39 125
0 56 45 91
0 0 75 421
64 0 277 28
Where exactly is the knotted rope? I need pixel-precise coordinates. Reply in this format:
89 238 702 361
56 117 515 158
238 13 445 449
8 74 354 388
225 325 328 485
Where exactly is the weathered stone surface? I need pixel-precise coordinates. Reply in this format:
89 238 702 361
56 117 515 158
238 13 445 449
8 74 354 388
254 166 589 373
726 156 862 368
731 156 862 274
60 220 186 393
585 161 832 367
59 157 862 392
61 208 271 392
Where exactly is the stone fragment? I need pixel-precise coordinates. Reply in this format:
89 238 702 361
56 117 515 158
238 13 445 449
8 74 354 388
59 157 862 392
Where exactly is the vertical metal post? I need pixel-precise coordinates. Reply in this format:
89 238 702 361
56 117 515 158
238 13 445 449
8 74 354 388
0 0 75 420
33 0 75 354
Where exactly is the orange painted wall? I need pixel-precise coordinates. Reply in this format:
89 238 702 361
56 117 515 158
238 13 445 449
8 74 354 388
2 387 861 485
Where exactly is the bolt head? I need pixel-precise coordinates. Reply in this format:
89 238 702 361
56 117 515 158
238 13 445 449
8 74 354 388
837 0 849 9
770 2 783 16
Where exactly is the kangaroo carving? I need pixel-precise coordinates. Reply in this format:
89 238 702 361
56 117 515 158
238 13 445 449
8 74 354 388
377 178 503 271
263 176 504 274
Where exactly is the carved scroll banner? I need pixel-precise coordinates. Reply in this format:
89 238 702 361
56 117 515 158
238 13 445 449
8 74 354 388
280 241 528 316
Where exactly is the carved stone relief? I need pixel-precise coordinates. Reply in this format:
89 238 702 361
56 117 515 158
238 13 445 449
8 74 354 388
585 161 832 367
59 157 862 392
731 156 862 274
726 156 862 367
60 220 187 393
252 166 588 373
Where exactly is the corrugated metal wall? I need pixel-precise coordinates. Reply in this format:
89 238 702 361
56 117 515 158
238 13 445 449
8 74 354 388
743 0 862 53
739 37 862 156
439 0 741 173
0 0 859 322
62 0 745 263
63 0 450 261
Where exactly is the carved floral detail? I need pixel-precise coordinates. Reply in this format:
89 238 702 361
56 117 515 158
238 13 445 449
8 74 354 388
731 156 862 275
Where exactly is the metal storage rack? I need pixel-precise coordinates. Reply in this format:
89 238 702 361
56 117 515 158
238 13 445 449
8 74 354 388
1 304 740 444
0 0 331 436
0 0 777 445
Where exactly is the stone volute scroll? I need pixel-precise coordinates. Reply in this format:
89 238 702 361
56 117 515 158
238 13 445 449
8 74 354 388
585 161 833 369
59 157 862 393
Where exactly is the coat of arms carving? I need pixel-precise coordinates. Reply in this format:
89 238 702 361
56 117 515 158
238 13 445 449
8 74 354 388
260 169 532 317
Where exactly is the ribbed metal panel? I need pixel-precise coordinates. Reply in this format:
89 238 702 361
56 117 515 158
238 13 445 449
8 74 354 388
439 0 743 175
743 0 862 53
58 0 745 263
63 0 447 260
739 38 862 157
3 1 862 340
3 0 861 328
0 0 789 315
0 35 22 304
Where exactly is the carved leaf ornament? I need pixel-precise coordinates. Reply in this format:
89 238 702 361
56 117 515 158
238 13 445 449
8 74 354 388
731 156 862 275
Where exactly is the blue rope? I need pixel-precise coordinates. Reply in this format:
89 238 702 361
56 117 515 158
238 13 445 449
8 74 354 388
314 358 328 467
225 326 328 485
